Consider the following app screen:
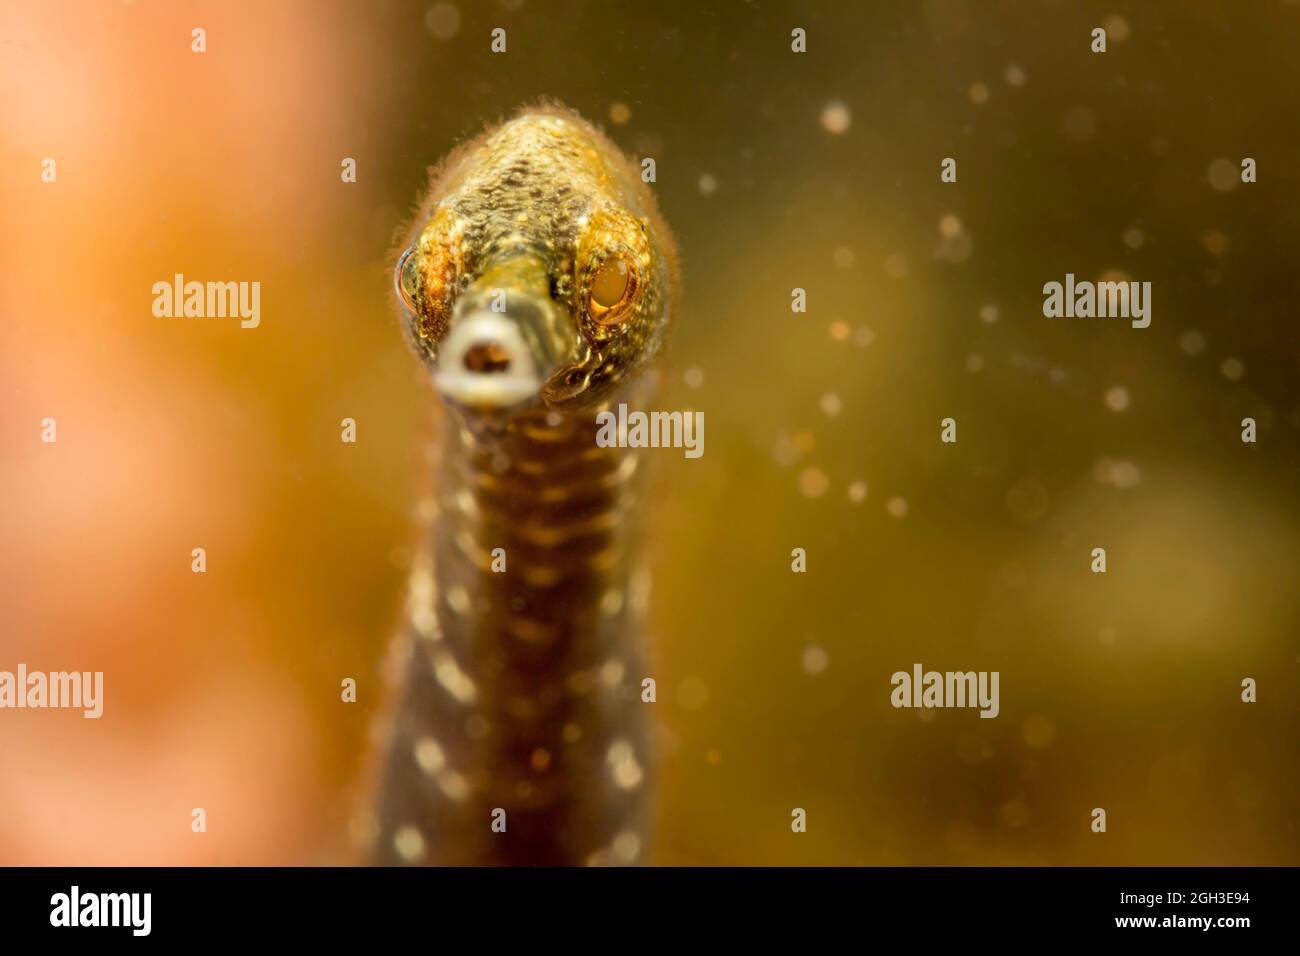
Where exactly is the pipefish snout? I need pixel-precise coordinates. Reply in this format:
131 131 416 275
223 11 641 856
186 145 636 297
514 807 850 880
371 103 680 865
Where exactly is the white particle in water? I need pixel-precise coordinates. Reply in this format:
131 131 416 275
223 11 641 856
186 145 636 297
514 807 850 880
1104 15 1131 42
802 645 829 675
424 3 461 40
883 254 908 279
1207 158 1238 192
1179 330 1206 355
799 466 830 498
820 100 851 135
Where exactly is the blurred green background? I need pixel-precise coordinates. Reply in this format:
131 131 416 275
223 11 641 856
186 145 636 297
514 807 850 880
1 0 1296 864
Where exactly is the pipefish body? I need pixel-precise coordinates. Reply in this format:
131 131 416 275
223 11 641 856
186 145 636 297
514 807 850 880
371 103 680 866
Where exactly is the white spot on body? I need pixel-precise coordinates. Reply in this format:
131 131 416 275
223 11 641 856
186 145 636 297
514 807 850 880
600 659 626 687
607 739 643 790
409 568 435 603
612 830 641 863
455 489 478 518
414 737 446 775
447 585 471 616
438 770 471 801
407 567 440 638
432 649 478 704
393 825 426 862
411 604 438 639
600 588 624 618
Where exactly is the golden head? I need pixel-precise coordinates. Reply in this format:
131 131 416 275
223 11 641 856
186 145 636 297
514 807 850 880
394 103 679 413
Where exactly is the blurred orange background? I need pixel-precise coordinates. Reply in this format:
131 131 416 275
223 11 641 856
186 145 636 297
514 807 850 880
1 0 1296 865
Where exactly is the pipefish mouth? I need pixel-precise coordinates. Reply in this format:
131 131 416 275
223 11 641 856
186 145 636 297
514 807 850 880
370 103 680 866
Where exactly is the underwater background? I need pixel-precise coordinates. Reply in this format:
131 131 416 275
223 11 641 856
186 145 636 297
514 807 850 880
1 0 1296 864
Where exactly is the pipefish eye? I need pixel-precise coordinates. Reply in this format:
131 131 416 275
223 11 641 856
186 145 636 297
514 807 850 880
588 256 638 325
395 246 420 313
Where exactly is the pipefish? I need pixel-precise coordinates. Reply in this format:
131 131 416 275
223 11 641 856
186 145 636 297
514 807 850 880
371 103 680 866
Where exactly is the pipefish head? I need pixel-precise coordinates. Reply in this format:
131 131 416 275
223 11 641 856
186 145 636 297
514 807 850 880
393 104 679 416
